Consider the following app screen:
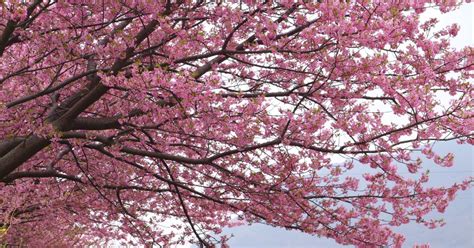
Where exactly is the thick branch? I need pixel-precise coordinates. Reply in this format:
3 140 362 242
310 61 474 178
67 116 121 131
51 83 109 130
0 137 25 157
0 20 16 57
1 170 82 184
0 135 50 179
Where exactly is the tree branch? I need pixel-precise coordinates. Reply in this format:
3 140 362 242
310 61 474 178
66 116 121 131
0 135 50 179
1 169 82 184
0 20 16 57
0 137 25 157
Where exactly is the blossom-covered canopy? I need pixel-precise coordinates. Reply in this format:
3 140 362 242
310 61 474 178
0 1 472 247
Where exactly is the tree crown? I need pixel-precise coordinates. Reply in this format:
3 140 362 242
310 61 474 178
0 1 472 247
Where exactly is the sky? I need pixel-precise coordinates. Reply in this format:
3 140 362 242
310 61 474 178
223 3 474 248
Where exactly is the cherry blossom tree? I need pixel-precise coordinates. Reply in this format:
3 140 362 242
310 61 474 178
0 1 472 247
